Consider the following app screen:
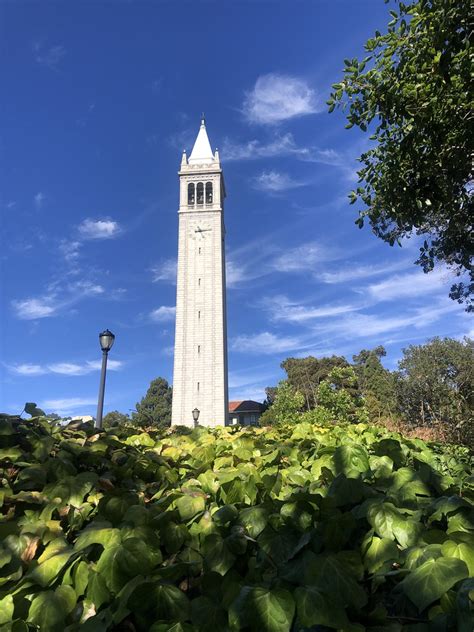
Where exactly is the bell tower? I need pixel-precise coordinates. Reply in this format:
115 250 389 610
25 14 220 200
171 118 229 427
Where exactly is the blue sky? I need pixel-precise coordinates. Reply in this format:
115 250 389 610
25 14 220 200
1 1 471 418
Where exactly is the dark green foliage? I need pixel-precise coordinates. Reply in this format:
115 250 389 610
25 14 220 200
396 337 474 443
280 355 350 410
102 410 130 428
0 415 472 630
353 346 397 420
132 377 172 428
329 0 473 309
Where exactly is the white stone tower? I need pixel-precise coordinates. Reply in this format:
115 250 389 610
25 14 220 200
171 118 229 427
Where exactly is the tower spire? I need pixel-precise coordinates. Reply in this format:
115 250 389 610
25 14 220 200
188 116 214 165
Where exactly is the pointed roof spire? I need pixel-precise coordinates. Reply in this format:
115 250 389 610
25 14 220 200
188 116 214 165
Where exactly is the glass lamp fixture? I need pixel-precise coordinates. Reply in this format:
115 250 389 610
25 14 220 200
99 329 115 352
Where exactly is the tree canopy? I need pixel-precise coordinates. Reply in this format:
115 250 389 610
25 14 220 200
329 0 473 309
266 337 473 444
280 355 349 410
132 377 173 428
396 336 473 443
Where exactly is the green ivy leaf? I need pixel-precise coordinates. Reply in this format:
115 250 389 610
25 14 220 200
333 444 370 478
176 493 206 521
202 534 236 575
367 501 423 547
363 536 399 573
401 557 469 611
295 586 359 630
42 472 98 507
441 540 474 576
229 586 295 632
27 585 76 632
128 581 190 624
238 505 268 538
0 594 14 624
191 595 227 631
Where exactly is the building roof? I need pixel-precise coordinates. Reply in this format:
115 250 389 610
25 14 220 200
188 118 214 165
229 400 265 413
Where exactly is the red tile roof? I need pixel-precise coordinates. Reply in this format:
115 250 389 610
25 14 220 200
229 400 264 413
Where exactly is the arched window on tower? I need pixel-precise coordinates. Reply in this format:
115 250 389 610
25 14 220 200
205 182 213 204
188 183 195 205
196 182 204 205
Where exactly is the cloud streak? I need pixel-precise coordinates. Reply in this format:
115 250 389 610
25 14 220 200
11 280 106 320
150 306 176 322
9 359 123 377
151 259 177 283
367 268 452 302
231 331 306 355
40 397 97 416
252 171 305 192
33 42 66 70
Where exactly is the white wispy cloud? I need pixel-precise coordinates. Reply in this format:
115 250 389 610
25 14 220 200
12 298 57 319
319 261 408 284
226 260 247 287
367 268 451 302
311 301 461 341
231 331 305 355
253 171 305 192
151 258 177 283
33 42 66 70
228 371 272 390
225 259 267 288
223 132 308 161
40 397 96 416
70 280 104 295
59 240 82 263
34 192 45 209
9 363 47 376
272 241 337 273
9 359 123 377
78 219 121 240
264 295 361 323
12 281 105 320
150 306 176 322
229 386 267 403
243 74 321 124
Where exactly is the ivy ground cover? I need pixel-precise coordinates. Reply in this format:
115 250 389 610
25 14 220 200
0 417 473 631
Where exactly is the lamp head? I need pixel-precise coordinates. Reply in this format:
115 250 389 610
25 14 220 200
99 329 115 352
192 408 200 423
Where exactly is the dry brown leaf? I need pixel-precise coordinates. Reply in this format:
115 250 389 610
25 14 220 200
98 478 115 491
21 536 40 562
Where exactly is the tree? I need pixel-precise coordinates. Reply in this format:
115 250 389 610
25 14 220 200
316 366 369 424
396 337 473 442
103 410 130 428
353 346 397 420
263 386 278 408
281 355 350 410
132 377 173 428
329 0 472 309
259 381 305 426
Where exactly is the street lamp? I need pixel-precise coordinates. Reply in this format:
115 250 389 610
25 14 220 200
192 408 200 427
96 329 115 429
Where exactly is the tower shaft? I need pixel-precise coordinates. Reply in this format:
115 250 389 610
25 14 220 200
171 121 228 427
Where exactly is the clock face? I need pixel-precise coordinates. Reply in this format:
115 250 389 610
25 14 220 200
189 221 212 240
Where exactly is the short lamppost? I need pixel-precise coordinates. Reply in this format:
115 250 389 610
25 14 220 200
96 329 115 429
192 408 200 428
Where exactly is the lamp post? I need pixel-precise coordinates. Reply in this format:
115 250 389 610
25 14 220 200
96 329 115 429
192 407 200 428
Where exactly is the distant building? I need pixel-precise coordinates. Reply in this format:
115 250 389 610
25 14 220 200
228 400 265 426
